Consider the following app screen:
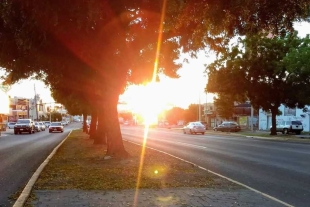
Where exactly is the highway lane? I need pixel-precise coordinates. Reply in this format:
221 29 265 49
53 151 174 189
0 123 80 207
121 126 310 207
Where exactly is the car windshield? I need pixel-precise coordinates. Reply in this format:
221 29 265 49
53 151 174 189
17 120 30 124
51 122 61 126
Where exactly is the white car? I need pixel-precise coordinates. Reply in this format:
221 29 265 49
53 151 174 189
7 122 16 129
183 122 206 135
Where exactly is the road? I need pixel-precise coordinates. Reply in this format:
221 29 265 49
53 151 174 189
0 123 79 207
121 126 310 207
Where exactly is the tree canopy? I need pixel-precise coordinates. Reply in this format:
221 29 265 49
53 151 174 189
207 32 310 134
1 0 310 153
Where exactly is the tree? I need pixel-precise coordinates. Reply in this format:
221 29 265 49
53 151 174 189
1 1 310 156
207 32 310 135
184 104 201 123
213 94 235 119
165 107 185 125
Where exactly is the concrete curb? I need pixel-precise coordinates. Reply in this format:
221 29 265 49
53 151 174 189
13 130 74 207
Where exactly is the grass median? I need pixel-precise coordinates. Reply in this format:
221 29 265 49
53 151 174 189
32 129 238 191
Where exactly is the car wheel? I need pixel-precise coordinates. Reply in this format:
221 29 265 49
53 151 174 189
296 131 301 135
201 132 205 135
183 130 186 134
29 130 31 134
190 129 193 134
283 128 288 134
14 132 17 135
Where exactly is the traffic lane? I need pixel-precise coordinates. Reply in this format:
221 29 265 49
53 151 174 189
0 124 77 207
121 127 310 207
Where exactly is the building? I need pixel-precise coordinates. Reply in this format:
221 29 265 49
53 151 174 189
259 104 310 132
0 89 10 132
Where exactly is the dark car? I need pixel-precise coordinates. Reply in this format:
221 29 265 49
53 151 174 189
14 119 35 134
213 121 241 132
49 122 64 133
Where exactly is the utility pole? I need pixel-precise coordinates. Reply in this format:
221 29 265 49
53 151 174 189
250 105 254 131
34 84 39 121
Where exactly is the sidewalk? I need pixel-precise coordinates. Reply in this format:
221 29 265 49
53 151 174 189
15 129 291 207
30 188 284 207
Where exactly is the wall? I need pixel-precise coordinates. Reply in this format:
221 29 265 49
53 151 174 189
259 105 310 131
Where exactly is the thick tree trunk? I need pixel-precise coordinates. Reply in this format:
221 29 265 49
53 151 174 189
93 109 107 145
270 107 278 135
89 111 98 139
105 95 129 159
82 112 88 133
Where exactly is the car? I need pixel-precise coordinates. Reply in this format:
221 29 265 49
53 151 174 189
270 120 303 135
49 122 64 133
14 119 35 134
61 121 67 126
34 122 42 132
197 121 208 130
183 122 206 135
213 121 241 132
44 121 51 127
7 122 16 129
39 122 46 131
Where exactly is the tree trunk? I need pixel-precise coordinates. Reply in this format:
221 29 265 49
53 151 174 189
105 95 129 159
93 109 107 145
82 112 88 133
270 107 278 135
89 111 98 139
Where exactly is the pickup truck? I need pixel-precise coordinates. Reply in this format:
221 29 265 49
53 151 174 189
14 119 35 134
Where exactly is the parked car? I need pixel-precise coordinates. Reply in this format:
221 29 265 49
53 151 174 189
270 120 303 134
49 122 64 133
39 122 46 131
14 119 35 134
34 122 41 132
7 122 16 129
183 122 206 135
61 121 67 126
213 121 241 132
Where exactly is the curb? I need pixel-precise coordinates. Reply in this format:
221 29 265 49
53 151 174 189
13 130 74 207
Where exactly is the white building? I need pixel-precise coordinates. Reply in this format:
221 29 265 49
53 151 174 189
259 105 310 132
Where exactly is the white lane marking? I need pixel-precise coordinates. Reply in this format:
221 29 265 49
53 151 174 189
124 138 294 207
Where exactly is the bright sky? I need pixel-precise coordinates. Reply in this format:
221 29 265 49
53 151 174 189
1 22 310 109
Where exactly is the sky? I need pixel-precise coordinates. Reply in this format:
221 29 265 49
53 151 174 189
1 22 310 109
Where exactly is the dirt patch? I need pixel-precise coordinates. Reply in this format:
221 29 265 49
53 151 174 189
34 129 238 191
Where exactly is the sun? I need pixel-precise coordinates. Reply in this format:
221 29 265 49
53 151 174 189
126 82 167 125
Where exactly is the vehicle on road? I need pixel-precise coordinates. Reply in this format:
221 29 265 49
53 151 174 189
270 121 303 135
61 121 67 126
49 122 64 133
34 122 41 132
39 122 46 131
7 122 16 129
213 121 241 132
183 122 206 135
43 121 51 127
197 121 208 130
14 119 35 134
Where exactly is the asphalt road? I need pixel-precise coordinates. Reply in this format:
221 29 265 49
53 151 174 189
121 126 310 207
0 123 79 207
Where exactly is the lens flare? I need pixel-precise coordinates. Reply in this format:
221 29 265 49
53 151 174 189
133 1 168 206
